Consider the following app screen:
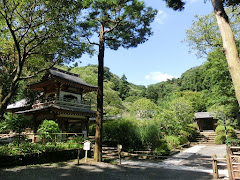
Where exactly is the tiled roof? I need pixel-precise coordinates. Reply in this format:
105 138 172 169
194 112 214 119
49 68 97 89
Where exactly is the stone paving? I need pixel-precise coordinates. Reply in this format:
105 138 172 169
0 144 229 180
119 144 229 179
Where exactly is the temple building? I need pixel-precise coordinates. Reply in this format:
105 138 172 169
7 68 97 137
194 112 217 132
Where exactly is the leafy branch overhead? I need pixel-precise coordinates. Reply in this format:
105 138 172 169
0 0 91 119
79 0 157 50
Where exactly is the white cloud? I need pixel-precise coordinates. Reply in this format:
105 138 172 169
155 10 167 24
145 72 174 82
188 0 200 3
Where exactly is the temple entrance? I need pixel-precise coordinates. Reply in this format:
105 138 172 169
195 112 218 132
202 118 214 130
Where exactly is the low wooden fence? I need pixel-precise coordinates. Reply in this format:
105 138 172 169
211 146 240 180
0 132 83 143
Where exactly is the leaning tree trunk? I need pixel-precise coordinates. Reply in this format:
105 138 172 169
0 78 19 120
211 0 240 107
94 23 104 162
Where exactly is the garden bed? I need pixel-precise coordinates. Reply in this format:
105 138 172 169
0 148 87 167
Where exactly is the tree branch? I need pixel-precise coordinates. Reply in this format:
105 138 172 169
19 61 58 80
85 37 99 46
104 19 122 34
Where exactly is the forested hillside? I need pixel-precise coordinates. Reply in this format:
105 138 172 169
53 53 238 120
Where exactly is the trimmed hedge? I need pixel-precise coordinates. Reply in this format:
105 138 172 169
215 125 237 144
215 135 226 144
215 125 236 137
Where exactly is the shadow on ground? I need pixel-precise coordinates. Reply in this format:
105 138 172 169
0 159 214 180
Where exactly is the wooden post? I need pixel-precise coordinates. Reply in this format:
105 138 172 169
77 148 80 165
117 144 122 165
226 146 234 180
212 155 219 179
85 150 88 162
119 151 121 165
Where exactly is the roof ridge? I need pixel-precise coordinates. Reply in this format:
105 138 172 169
51 67 80 77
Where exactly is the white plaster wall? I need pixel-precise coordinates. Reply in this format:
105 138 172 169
59 91 81 103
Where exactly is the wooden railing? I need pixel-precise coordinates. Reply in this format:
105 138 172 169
0 132 84 143
32 97 91 110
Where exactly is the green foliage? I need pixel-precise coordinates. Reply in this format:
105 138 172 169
4 113 32 134
37 120 61 141
215 125 237 145
119 75 130 101
131 98 157 118
79 0 157 50
0 0 93 119
179 123 198 141
165 136 180 149
103 118 142 151
0 141 83 156
137 119 162 149
155 97 194 136
228 138 240 146
215 125 237 138
153 142 170 156
0 121 9 134
180 66 206 91
62 65 128 115
215 135 226 145
89 124 96 136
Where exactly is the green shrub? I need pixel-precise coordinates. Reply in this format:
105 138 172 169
154 142 170 156
0 146 9 156
165 136 180 149
0 121 10 134
66 136 84 143
103 118 142 151
215 134 226 144
37 120 61 142
137 119 162 149
215 125 236 138
89 124 96 136
179 123 198 141
228 138 240 146
178 136 188 145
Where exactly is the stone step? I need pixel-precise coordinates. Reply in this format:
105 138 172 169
193 132 216 144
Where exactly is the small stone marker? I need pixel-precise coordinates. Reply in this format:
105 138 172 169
83 140 91 162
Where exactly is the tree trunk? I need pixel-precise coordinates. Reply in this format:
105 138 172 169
211 0 240 106
94 23 104 162
0 83 18 120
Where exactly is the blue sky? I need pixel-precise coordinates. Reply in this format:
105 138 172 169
76 0 214 87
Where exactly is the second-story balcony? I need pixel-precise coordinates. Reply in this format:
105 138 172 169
32 97 91 111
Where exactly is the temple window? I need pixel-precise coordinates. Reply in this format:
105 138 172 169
63 94 78 103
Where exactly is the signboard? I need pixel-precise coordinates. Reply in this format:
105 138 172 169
117 144 122 151
83 141 91 151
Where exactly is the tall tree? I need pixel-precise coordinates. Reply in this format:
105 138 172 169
211 0 240 107
79 0 157 161
163 0 240 107
119 74 130 100
0 0 91 119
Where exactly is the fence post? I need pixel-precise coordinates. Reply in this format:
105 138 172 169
226 146 233 180
117 144 122 165
212 155 219 179
77 148 80 165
